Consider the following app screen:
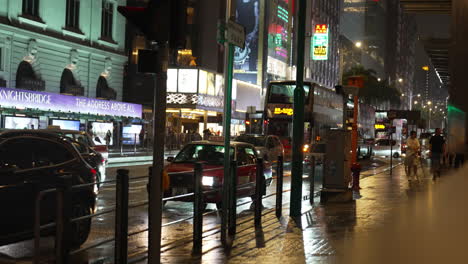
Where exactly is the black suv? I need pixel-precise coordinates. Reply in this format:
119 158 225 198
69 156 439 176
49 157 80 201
0 130 97 247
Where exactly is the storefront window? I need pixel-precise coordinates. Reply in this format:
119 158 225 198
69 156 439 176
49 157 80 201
207 72 215 95
167 69 178 92
198 70 208 94
178 69 198 93
215 74 224 97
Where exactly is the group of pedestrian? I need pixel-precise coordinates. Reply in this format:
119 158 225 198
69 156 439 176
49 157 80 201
404 128 446 181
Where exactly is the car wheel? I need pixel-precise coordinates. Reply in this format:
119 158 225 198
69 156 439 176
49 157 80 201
393 152 400 158
70 202 92 248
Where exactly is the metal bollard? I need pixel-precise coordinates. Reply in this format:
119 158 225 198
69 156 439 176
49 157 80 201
55 175 73 264
228 160 237 237
115 169 129 264
275 156 284 218
309 156 316 204
192 163 203 255
255 158 264 227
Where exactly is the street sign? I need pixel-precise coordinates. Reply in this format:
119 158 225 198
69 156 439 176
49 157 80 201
226 19 245 49
312 24 329 60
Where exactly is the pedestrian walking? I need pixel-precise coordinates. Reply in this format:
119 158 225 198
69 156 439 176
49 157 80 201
105 130 112 147
404 131 421 181
429 128 446 179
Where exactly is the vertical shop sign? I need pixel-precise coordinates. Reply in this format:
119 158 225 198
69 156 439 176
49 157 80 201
312 24 329 60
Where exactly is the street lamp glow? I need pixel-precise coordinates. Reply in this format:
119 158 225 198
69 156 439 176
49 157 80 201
355 41 362 48
398 78 403 83
417 94 421 97
377 78 381 82
422 66 430 71
401 93 405 96
428 101 432 105
435 106 438 109
414 101 418 104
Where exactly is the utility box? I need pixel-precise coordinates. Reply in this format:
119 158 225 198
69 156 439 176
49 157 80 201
321 129 352 202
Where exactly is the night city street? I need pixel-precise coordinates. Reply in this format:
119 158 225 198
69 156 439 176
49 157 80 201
1 0 467 263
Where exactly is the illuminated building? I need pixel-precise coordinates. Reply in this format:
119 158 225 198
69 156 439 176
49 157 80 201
0 0 127 99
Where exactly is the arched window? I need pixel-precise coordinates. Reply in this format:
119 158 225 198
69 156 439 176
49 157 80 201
16 61 44 91
96 76 116 100
60 69 84 96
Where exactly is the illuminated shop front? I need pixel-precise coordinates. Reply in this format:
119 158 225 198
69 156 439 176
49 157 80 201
164 68 262 136
166 68 239 135
0 86 143 147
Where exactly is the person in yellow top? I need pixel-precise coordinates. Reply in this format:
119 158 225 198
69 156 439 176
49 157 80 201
405 131 421 180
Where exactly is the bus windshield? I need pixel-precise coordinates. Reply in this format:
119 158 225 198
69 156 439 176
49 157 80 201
268 84 310 104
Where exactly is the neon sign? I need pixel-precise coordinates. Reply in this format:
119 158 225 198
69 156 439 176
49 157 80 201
375 124 386 129
274 107 293 116
312 24 329 60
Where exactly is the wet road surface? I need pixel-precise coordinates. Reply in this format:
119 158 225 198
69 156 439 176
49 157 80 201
0 157 393 263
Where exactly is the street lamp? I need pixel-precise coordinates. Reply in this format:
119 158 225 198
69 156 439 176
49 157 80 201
417 94 421 97
355 41 362 48
428 101 432 105
414 101 418 104
398 78 403 83
401 93 405 97
377 78 381 82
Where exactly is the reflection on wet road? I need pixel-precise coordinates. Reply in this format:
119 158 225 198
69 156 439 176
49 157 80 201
0 157 395 263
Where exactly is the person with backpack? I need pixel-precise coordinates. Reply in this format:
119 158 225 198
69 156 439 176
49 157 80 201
429 128 446 179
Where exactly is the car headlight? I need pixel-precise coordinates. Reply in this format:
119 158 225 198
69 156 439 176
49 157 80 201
202 176 215 186
256 150 261 155
303 144 310 152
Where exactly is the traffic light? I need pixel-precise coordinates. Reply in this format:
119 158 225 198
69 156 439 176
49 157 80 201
118 0 186 48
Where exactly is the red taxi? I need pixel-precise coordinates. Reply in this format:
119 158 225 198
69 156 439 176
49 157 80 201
164 141 273 209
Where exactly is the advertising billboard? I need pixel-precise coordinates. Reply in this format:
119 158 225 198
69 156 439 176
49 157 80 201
51 119 80 131
0 87 142 118
312 24 329 60
234 0 260 83
4 116 39 129
90 122 114 146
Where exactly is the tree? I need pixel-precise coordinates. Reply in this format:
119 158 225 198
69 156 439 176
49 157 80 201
343 65 401 108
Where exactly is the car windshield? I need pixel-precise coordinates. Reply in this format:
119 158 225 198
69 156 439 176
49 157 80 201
173 144 234 165
235 135 266 146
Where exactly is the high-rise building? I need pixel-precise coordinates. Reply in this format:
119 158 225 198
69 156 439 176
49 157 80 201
386 1 417 110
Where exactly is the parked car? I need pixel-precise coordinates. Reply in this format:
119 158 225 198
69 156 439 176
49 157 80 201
67 139 106 187
164 141 273 210
0 130 97 247
372 139 401 158
234 134 284 163
46 126 109 164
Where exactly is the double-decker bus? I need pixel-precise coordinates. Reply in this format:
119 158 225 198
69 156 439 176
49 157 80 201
264 81 345 158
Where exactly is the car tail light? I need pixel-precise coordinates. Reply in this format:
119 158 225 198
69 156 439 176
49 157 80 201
90 168 97 175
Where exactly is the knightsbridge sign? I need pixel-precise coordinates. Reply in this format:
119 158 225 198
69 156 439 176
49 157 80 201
0 87 142 118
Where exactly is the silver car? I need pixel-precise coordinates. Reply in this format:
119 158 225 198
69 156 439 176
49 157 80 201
372 139 401 158
234 135 284 163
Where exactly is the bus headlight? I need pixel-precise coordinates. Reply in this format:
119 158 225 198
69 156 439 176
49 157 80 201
202 176 215 186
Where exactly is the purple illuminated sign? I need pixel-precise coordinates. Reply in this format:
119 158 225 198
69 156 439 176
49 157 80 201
0 87 142 118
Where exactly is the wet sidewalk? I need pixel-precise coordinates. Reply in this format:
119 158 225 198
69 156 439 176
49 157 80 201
159 163 439 264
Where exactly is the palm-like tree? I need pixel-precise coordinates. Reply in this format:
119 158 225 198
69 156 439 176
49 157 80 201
343 65 401 108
